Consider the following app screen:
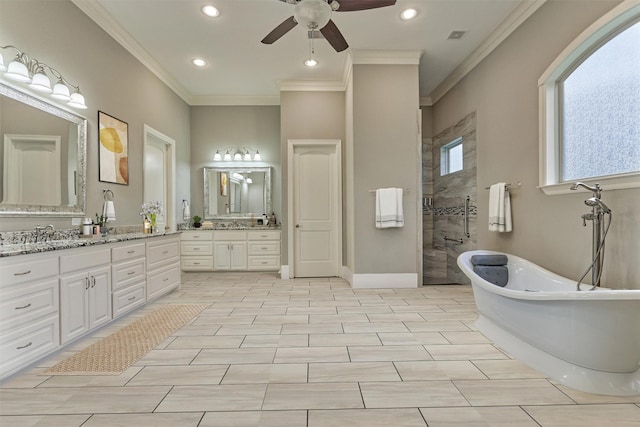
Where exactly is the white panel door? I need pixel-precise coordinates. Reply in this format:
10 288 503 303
144 137 167 231
292 142 341 277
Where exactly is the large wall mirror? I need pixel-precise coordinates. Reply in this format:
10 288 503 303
0 82 87 217
204 167 271 219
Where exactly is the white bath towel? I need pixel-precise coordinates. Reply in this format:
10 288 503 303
488 183 511 232
375 188 404 228
182 201 191 221
102 200 116 222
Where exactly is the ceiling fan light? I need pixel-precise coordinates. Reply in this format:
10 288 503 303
304 58 318 67
294 0 331 30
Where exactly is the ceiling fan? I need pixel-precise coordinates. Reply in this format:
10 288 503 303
261 0 397 52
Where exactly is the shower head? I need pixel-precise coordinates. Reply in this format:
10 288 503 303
585 197 611 214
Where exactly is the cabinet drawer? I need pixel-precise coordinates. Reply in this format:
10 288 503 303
0 278 59 330
248 241 280 256
147 263 180 300
247 256 280 271
0 314 59 377
181 257 214 270
0 256 58 288
213 231 246 241
60 248 110 274
112 284 146 318
247 230 281 241
181 231 213 241
181 241 213 256
147 239 180 268
112 258 146 291
112 243 145 263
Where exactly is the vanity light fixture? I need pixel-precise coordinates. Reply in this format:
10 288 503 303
213 146 262 162
0 44 87 109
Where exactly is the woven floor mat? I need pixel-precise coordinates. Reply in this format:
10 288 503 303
44 304 208 375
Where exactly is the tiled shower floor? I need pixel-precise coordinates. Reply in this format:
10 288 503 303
1 272 638 426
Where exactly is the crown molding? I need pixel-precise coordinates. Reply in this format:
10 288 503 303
350 49 423 65
429 0 548 104
278 79 347 92
190 95 281 106
72 0 194 105
420 97 434 107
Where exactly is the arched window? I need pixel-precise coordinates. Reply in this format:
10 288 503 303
538 0 640 195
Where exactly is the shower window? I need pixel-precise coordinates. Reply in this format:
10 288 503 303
538 2 640 194
441 137 463 175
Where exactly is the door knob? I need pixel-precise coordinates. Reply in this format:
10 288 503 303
295 224 300 228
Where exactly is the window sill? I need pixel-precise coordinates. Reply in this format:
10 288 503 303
539 172 640 195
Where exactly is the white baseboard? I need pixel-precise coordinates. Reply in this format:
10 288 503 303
348 271 419 289
280 265 290 279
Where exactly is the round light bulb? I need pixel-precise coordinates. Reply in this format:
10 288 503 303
202 5 220 17
192 58 207 67
304 58 318 67
400 8 418 21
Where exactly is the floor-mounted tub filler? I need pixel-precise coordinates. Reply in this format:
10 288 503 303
458 250 640 396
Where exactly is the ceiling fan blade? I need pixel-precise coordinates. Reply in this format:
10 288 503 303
261 16 298 44
320 19 348 52
331 0 396 12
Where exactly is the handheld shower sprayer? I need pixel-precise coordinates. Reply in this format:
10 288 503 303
585 197 611 214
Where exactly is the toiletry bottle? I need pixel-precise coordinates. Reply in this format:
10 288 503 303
82 218 93 235
143 217 151 234
270 212 276 226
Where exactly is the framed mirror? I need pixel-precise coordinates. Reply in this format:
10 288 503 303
204 167 271 219
0 82 87 217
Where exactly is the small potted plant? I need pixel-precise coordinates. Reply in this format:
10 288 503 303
192 215 202 228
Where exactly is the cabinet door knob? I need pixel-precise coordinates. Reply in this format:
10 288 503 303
295 224 300 228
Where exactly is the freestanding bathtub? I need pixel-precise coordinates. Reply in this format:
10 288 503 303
458 250 640 396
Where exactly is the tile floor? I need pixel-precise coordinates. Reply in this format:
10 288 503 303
1 272 639 426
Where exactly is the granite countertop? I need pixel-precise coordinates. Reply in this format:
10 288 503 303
0 232 180 258
180 225 281 231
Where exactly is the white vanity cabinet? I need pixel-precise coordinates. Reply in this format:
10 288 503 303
247 230 281 271
0 253 60 380
59 247 112 344
146 235 181 300
111 242 146 318
180 230 213 271
213 231 247 270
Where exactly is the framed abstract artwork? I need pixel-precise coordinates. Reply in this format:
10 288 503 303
98 111 129 185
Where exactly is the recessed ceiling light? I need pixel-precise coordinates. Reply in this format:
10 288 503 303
192 58 207 67
304 58 318 67
400 8 418 21
202 5 220 17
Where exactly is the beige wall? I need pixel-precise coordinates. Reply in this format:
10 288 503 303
189 106 281 222
432 0 639 289
279 90 346 265
351 64 421 275
0 0 191 231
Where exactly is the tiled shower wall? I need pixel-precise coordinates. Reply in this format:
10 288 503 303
423 112 477 285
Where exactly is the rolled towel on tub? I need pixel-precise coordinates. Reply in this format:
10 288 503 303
471 254 508 266
473 265 509 287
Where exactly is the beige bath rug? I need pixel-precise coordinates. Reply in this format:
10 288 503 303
45 304 207 375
